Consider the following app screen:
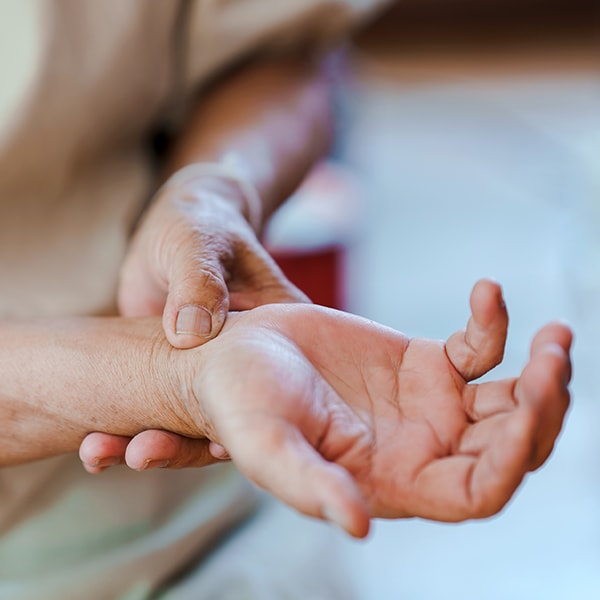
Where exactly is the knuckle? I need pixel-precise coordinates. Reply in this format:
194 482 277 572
177 265 228 296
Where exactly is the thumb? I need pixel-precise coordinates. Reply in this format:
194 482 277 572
226 419 371 538
163 257 230 349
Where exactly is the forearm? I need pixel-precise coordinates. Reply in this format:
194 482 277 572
0 317 205 465
165 53 336 225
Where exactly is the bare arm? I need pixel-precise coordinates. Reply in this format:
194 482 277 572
2 282 572 538
164 54 336 223
0 317 207 465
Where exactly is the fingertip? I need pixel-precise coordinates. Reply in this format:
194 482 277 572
521 346 558 391
473 277 502 294
317 464 371 538
231 425 369 536
124 430 179 470
79 432 129 468
513 349 570 471
531 321 573 356
446 279 509 381
125 431 220 470
322 504 371 539
529 320 573 386
470 278 507 328
209 441 231 460
517 342 572 417
537 342 572 387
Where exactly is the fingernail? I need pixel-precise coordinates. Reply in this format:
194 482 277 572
176 305 212 337
322 506 350 533
209 443 230 460
142 459 171 470
91 456 122 469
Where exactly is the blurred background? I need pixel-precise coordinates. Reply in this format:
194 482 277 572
268 0 600 597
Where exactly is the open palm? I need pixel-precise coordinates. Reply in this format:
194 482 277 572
195 279 571 537
80 280 571 537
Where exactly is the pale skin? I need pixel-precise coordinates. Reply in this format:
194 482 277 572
58 55 571 536
1 280 571 537
80 54 333 468
80 281 571 538
188 280 572 538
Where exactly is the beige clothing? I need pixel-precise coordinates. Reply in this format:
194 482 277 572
160 497 359 600
0 1 387 598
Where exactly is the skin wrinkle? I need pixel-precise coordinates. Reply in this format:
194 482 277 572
320 405 371 477
461 384 479 423
74 278 571 529
310 354 375 490
456 429 480 458
463 322 479 363
313 391 335 454
311 358 357 403
446 377 474 457
445 341 480 442
153 212 182 287
373 340 449 503
173 198 240 272
381 338 409 416
348 329 407 422
147 329 207 439
193 231 234 271
447 326 479 381
189 265 227 293
403 418 455 506
463 458 477 514
355 343 410 506
411 455 480 521
506 378 519 410
334 380 377 476
229 238 269 289
468 377 519 422
171 202 232 272
407 348 480 487
294 356 333 449
422 415 450 460
478 412 533 516
445 339 470 383
476 445 503 517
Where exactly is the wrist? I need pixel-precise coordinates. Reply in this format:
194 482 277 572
0 316 213 464
146 322 216 440
75 317 210 439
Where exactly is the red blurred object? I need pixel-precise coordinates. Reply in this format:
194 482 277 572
270 243 347 310
263 161 363 312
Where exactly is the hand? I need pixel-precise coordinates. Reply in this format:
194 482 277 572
118 174 308 349
86 175 309 470
88 53 329 460
80 176 310 471
81 280 572 538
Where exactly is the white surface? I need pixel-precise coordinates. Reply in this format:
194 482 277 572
336 71 600 599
